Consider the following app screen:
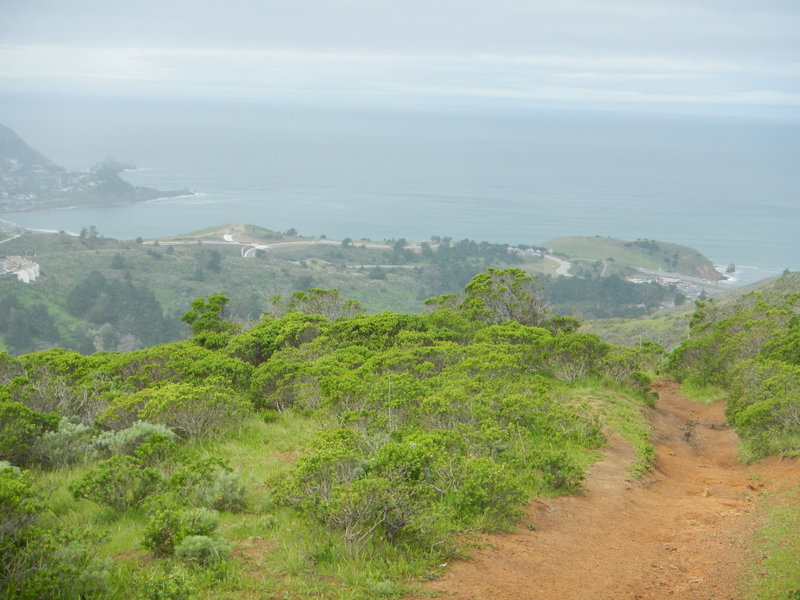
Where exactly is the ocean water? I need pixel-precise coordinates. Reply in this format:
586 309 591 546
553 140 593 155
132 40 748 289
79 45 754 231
2 96 798 286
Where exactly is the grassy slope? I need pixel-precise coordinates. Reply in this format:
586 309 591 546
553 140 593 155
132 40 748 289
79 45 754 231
28 382 654 599
583 309 692 350
544 235 721 280
744 484 800 599
0 229 537 326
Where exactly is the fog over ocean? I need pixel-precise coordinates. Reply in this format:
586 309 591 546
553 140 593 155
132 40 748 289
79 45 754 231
2 96 798 285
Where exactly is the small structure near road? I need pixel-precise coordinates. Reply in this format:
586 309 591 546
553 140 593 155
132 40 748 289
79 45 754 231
1 256 40 283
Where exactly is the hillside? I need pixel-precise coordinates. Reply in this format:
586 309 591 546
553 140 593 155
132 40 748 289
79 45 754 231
0 123 191 212
0 226 693 355
544 235 725 282
424 379 800 600
583 270 800 350
0 270 661 599
2 268 799 599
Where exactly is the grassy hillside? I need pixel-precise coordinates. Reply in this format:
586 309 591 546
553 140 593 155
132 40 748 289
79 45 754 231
582 270 800 351
1 227 695 356
583 310 691 351
544 236 724 281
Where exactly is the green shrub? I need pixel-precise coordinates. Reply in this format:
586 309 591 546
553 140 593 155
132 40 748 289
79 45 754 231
138 566 196 600
134 382 251 438
143 507 185 556
533 448 585 493
179 507 220 538
174 535 230 565
0 400 59 466
166 457 245 512
0 468 109 600
142 505 221 557
0 461 41 544
31 418 93 468
70 455 161 511
2 529 111 599
134 433 178 465
259 408 279 423
92 421 177 457
449 456 526 523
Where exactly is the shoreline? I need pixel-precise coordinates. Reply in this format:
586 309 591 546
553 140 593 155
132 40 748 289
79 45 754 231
0 214 790 289
0 188 197 216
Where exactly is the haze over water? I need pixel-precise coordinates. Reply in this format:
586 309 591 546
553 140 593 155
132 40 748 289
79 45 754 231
2 96 798 285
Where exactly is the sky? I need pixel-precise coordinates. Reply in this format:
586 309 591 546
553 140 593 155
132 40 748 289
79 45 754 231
1 0 800 114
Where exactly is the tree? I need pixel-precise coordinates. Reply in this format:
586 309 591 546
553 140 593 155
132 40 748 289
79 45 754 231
283 289 364 321
181 295 238 349
462 268 550 327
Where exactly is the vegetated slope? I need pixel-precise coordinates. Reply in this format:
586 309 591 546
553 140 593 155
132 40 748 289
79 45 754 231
669 281 800 461
0 229 688 355
0 269 662 599
582 271 800 351
421 379 800 600
583 308 693 350
545 235 725 281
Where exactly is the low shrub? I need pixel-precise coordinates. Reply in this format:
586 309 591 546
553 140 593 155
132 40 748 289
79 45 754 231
533 448 585 493
0 400 59 466
166 457 246 512
174 535 230 565
138 565 196 600
102 383 251 439
0 461 41 544
1 467 109 599
32 418 93 468
143 507 184 557
142 505 221 557
70 455 161 511
92 421 176 458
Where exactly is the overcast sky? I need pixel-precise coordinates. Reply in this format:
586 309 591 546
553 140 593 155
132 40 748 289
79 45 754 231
2 0 799 113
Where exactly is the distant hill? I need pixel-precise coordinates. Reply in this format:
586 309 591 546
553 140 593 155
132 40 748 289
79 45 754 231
731 270 800 297
0 123 53 165
544 236 725 282
0 123 192 212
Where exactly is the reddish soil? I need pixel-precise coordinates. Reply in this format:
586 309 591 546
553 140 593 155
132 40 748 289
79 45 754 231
419 379 799 600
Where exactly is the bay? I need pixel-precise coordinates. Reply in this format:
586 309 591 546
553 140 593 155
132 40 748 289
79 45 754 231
2 96 798 286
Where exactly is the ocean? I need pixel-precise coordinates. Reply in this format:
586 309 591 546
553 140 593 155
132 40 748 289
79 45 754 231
2 95 798 286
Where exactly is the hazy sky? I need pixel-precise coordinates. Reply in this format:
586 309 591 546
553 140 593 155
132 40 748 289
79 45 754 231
2 0 799 113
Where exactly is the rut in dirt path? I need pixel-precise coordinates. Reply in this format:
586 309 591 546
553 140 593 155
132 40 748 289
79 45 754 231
419 379 798 600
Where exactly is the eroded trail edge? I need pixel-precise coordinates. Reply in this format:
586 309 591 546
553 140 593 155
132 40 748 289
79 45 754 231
421 379 798 600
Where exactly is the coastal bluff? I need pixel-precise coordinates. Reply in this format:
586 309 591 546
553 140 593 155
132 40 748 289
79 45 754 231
0 123 192 213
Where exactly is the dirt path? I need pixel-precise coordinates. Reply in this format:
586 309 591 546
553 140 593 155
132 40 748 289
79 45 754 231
420 379 799 600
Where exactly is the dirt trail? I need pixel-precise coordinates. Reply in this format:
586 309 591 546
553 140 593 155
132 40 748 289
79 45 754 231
421 379 799 600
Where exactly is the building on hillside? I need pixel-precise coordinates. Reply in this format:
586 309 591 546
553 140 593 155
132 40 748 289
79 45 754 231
0 256 40 283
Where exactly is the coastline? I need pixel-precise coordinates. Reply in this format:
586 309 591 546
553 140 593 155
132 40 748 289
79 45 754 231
0 213 786 289
0 188 196 216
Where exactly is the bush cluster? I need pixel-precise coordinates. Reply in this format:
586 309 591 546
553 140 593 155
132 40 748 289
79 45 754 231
669 293 800 459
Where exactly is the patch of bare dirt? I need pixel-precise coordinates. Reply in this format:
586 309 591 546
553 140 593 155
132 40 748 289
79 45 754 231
419 379 800 600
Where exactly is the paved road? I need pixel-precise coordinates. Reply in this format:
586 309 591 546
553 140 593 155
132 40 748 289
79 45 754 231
544 254 572 276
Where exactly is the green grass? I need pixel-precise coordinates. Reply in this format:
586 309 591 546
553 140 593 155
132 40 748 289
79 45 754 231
745 485 800 600
562 381 655 480
679 378 728 404
583 310 691 351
